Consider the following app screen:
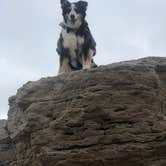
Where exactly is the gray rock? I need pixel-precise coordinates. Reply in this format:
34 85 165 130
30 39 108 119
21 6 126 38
1 57 166 165
0 120 15 166
0 120 7 141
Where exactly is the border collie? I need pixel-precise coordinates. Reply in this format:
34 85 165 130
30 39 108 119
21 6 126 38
57 0 97 74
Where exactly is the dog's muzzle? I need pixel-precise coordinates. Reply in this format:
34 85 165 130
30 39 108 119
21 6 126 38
70 15 77 23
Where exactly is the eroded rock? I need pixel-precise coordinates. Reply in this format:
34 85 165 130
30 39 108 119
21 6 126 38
0 120 15 166
1 57 166 166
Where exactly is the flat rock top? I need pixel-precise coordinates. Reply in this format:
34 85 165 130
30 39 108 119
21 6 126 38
8 56 166 103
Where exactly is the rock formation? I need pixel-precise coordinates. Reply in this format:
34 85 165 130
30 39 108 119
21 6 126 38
0 120 15 166
1 57 166 166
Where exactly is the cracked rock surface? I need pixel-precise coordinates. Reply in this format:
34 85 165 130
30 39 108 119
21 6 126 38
1 57 166 166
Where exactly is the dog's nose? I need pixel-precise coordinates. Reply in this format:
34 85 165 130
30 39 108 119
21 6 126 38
70 14 75 20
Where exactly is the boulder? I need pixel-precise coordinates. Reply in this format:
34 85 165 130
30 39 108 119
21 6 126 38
1 57 166 165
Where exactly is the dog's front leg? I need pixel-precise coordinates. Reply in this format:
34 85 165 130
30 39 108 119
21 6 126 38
82 49 94 70
58 57 72 74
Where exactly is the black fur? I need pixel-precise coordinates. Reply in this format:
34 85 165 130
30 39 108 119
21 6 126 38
57 0 96 70
75 1 88 19
61 0 71 23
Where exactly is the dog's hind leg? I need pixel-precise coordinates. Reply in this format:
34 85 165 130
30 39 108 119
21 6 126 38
82 49 94 70
58 57 72 74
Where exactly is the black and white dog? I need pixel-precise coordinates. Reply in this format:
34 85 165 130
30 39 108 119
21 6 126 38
57 0 97 74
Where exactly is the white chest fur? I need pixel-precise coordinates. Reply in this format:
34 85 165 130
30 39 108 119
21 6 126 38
62 29 84 57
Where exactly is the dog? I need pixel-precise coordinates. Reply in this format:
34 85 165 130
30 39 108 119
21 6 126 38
57 0 97 74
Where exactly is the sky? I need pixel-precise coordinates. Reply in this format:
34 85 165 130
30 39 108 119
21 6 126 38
0 0 166 119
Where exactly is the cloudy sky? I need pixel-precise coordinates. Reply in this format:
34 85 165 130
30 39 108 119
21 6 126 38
0 0 166 119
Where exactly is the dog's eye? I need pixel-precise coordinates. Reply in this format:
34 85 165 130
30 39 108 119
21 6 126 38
65 7 71 13
64 6 71 13
75 8 80 14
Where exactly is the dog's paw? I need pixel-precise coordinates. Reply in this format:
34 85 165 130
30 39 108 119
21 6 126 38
83 68 91 72
83 65 91 70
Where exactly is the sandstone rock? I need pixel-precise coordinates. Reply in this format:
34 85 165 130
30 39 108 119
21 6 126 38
1 57 166 165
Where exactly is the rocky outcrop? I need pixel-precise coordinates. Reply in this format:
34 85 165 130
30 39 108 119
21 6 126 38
0 120 15 166
1 57 166 166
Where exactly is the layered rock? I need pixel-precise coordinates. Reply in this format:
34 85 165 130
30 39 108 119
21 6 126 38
1 57 166 166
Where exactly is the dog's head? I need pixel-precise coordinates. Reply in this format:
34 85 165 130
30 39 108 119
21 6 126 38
60 0 88 29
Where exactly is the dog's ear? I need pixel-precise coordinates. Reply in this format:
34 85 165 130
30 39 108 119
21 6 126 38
77 1 88 11
60 0 68 5
78 1 88 10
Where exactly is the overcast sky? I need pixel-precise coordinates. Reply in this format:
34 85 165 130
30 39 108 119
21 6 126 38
0 0 166 119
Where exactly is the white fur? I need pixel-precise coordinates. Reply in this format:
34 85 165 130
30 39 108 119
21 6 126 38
62 29 77 57
69 4 77 18
77 36 85 46
62 28 85 57
66 4 82 29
